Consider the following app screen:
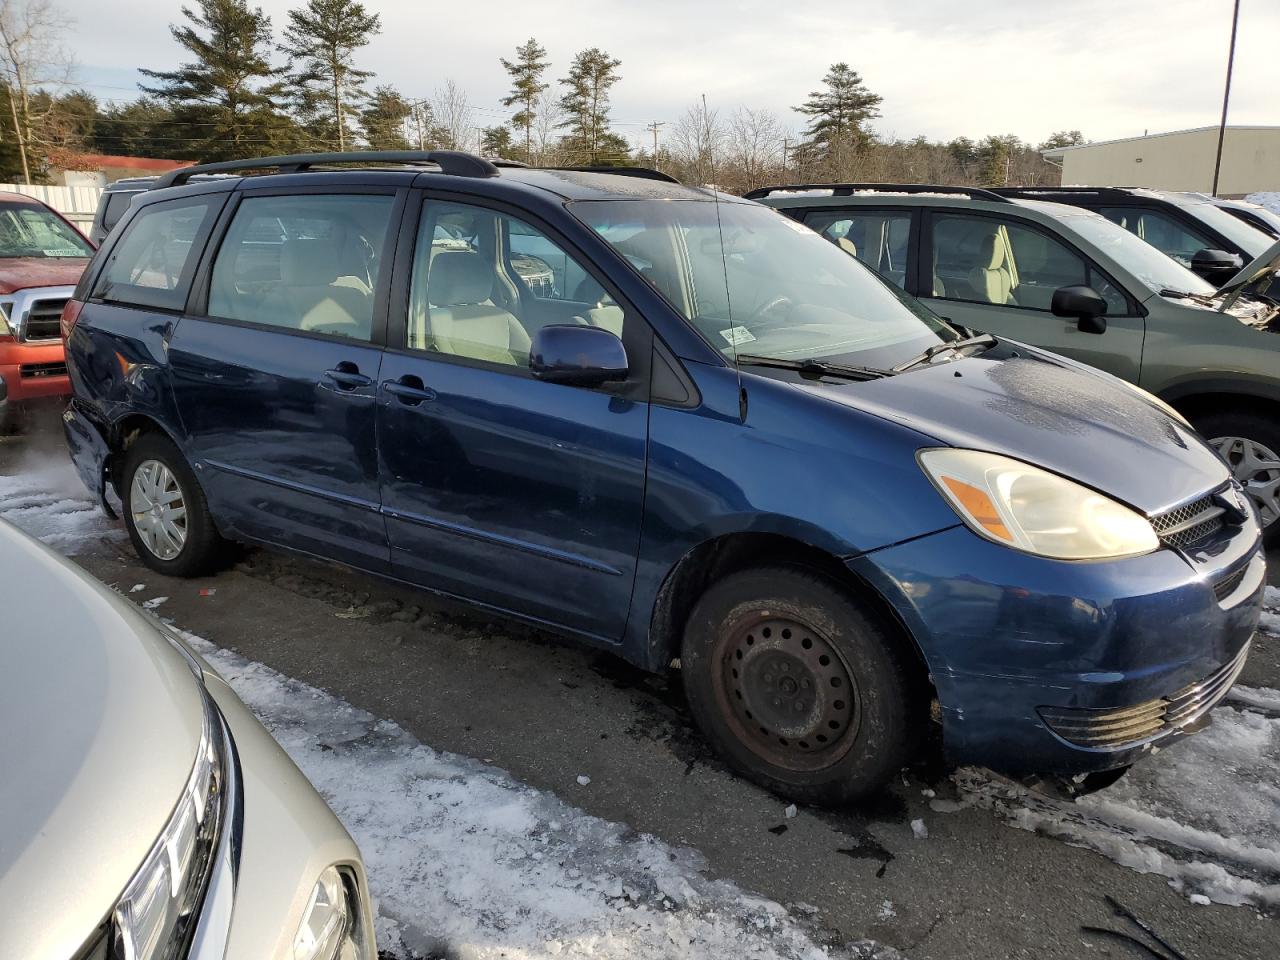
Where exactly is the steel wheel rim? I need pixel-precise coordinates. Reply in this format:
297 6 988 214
129 459 188 560
1210 435 1280 529
716 614 860 772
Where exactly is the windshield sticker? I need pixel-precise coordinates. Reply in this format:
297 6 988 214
718 325 758 346
42 247 83 257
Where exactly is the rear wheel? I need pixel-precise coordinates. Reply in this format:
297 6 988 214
1190 409 1280 546
682 567 918 805
122 433 228 577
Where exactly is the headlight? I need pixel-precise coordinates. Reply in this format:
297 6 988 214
919 448 1159 560
112 689 226 960
293 866 362 960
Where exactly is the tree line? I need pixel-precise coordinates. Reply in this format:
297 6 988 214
0 0 1082 191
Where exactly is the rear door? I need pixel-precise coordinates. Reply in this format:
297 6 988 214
169 187 402 570
923 210 1146 380
376 193 651 639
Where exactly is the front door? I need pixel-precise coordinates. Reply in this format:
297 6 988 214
377 196 651 639
924 211 1146 382
169 189 400 570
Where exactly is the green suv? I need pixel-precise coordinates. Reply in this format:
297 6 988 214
750 183 1280 541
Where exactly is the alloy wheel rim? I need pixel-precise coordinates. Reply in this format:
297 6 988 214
716 614 860 772
129 460 188 560
1210 436 1280 529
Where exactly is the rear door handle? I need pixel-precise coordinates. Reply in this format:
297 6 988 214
323 367 373 390
384 375 436 405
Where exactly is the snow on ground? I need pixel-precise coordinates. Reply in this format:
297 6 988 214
952 592 1280 911
2 457 893 960
1246 193 1280 215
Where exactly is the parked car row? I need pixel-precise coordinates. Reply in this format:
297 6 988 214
750 183 1280 540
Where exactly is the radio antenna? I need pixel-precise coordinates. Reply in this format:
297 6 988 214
703 93 746 421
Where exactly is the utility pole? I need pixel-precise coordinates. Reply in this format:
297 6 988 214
782 137 790 175
1211 0 1241 197
645 120 664 169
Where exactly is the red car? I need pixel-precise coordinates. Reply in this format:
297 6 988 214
0 191 94 432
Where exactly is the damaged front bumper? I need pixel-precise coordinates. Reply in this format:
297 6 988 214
62 399 116 517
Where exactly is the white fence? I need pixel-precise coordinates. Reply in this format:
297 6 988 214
0 182 102 230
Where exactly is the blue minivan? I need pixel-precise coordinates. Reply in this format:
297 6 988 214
61 151 1265 803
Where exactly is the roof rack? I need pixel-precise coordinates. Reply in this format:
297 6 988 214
550 165 679 184
154 150 500 189
743 182 1010 203
991 186 1143 200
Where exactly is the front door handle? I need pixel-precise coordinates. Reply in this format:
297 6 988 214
384 375 436 405
323 364 373 390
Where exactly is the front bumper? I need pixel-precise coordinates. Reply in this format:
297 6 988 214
0 338 70 403
201 671 376 960
851 517 1265 776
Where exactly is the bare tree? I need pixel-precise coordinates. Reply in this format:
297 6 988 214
670 98 725 186
0 0 74 183
532 87 562 164
727 106 782 192
432 78 473 151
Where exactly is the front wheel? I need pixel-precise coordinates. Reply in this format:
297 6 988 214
1191 410 1280 546
681 567 919 805
122 433 229 577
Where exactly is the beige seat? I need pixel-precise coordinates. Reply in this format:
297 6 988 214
426 251 531 365
263 240 372 338
931 246 946 297
837 237 858 258
967 230 1015 305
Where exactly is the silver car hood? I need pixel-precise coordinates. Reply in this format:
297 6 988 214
0 522 204 960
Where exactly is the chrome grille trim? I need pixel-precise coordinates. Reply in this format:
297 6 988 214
1038 642 1250 749
0 284 77 342
1149 490 1227 549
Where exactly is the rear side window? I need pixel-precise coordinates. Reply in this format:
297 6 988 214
102 191 135 232
803 210 912 289
94 198 215 310
208 193 395 342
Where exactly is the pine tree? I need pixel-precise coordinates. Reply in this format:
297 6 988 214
140 0 297 161
500 38 548 164
481 124 518 160
795 63 881 159
359 85 410 150
281 0 380 150
558 47 621 165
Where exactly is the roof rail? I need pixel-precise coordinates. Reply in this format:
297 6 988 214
743 182 1010 203
991 186 1142 199
550 165 679 184
153 150 500 189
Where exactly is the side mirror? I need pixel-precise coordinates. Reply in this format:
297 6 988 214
1190 248 1243 283
1052 285 1108 334
530 324 628 387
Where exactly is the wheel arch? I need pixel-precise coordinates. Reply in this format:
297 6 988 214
105 412 190 500
646 531 932 688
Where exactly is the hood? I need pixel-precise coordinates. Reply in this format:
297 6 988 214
0 522 204 960
0 257 90 294
1215 238 1280 329
804 351 1229 516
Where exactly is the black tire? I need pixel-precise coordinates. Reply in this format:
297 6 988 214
682 566 919 805
121 433 228 577
1189 409 1280 547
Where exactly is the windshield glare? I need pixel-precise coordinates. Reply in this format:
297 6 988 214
1055 211 1217 296
0 201 92 258
1185 200 1273 259
572 199 953 368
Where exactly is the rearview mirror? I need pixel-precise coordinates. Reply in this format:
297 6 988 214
1052 285 1108 335
1190 248 1243 283
530 324 628 387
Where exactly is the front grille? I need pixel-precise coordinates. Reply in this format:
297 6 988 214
1038 642 1250 749
1150 493 1225 549
21 297 69 341
19 360 67 379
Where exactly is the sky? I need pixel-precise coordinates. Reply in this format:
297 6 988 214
57 0 1280 151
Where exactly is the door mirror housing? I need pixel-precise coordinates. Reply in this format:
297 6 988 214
530 324 629 386
1190 248 1244 283
1052 285 1108 334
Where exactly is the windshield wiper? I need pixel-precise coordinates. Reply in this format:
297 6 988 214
734 354 890 381
1159 287 1219 305
891 333 997 373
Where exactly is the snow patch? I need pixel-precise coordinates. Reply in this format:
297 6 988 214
0 457 121 552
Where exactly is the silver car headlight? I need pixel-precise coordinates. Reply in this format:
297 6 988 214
919 448 1160 560
293 866 364 960
111 688 227 960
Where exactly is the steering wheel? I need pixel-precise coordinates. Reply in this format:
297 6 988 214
748 295 794 324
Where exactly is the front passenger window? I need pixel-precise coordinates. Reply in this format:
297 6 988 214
208 194 395 341
408 201 624 367
803 210 911 289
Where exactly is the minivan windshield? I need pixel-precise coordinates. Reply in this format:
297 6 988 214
572 199 955 369
1182 199 1273 259
0 201 92 258
1052 210 1217 297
